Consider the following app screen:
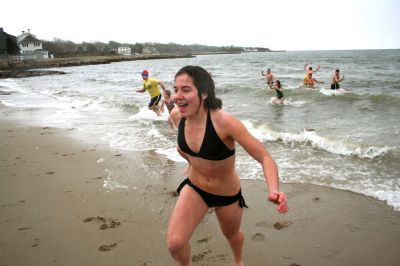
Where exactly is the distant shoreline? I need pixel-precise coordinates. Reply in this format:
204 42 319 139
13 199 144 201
0 51 284 79
1 53 194 70
0 53 194 79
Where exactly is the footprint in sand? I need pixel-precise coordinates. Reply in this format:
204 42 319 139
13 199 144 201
312 197 320 202
83 216 105 223
170 191 179 197
99 219 121 230
192 249 211 262
62 153 75 157
273 221 293 230
2 200 25 207
251 233 266 242
197 236 211 243
192 253 205 262
255 221 269 228
18 227 32 231
32 238 40 247
98 243 117 252
208 254 228 262
83 216 121 230
86 176 104 183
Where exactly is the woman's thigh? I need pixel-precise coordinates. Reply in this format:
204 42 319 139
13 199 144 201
215 203 243 237
167 185 209 241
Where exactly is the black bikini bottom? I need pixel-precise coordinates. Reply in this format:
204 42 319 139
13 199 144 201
177 178 247 208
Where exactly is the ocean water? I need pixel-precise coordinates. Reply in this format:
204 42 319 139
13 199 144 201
1 49 399 210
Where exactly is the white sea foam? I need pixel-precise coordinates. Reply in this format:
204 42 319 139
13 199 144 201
107 129 163 151
327 179 400 211
103 179 129 190
242 120 390 159
280 98 308 107
319 88 346 96
102 169 129 190
242 120 276 142
129 106 168 121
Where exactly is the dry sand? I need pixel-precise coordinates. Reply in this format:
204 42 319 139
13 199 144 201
1 112 400 266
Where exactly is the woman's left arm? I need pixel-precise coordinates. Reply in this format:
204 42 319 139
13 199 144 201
223 113 288 213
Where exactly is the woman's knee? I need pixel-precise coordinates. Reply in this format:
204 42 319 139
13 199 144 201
222 227 244 242
166 233 187 255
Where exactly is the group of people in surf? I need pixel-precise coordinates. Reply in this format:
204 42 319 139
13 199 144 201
262 65 345 105
136 64 345 125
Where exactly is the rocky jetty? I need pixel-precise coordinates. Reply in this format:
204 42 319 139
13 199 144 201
0 53 194 79
0 70 67 79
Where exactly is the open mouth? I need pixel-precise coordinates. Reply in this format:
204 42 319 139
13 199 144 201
176 102 188 107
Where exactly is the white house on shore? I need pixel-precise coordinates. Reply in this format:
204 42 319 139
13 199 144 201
117 46 131 55
15 29 49 60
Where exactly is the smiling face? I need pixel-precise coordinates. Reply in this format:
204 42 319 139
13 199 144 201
173 73 204 117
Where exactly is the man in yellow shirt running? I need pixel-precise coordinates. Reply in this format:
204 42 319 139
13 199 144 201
136 70 167 115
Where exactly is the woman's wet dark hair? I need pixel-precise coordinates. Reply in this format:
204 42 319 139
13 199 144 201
275 80 282 88
175 65 222 110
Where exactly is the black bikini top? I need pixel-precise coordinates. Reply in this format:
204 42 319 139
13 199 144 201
178 109 235 161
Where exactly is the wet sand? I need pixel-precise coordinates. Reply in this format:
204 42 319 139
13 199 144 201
1 111 400 266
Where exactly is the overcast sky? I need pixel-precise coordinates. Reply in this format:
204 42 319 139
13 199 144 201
2 0 399 51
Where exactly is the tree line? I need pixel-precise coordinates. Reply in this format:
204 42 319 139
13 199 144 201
42 39 270 57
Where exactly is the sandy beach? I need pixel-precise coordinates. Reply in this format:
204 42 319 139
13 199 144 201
1 107 400 266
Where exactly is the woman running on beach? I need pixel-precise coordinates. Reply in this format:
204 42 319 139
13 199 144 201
166 65 288 266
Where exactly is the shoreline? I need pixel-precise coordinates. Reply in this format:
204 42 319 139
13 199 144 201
0 53 195 79
0 51 282 79
1 107 400 265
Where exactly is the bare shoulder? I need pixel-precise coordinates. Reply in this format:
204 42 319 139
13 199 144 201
212 109 236 122
212 109 243 133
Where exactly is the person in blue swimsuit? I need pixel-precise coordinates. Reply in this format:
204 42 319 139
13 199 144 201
166 65 288 266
